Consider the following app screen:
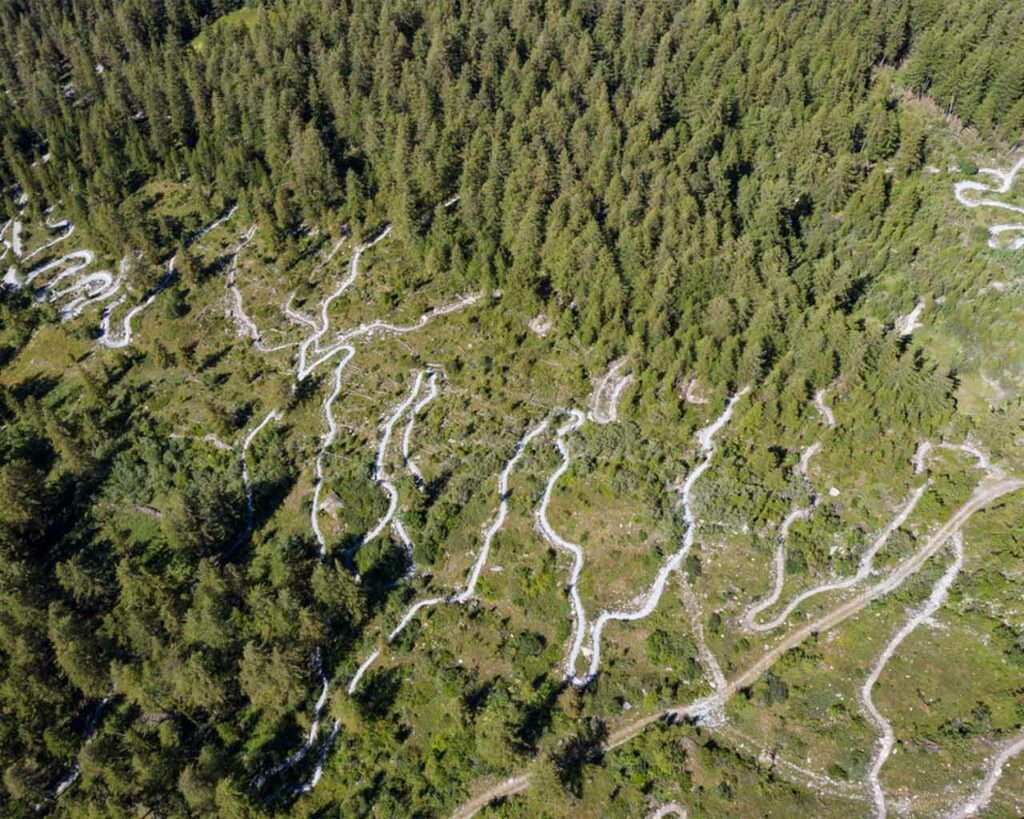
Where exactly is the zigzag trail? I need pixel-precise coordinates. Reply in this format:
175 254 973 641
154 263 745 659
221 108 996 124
252 232 388 786
535 409 589 680
3 201 237 347
813 387 836 428
345 372 429 579
740 439 821 632
914 440 998 479
103 206 238 348
293 224 392 379
255 222 396 786
298 291 482 379
862 534 964 819
451 474 1024 819
953 156 1024 251
252 648 331 790
8 216 123 325
253 355 353 788
588 358 633 423
22 213 73 263
676 478 1023 726
745 481 928 633
345 418 549 697
224 224 282 349
739 389 831 632
258 198 483 793
573 388 749 687
310 352 356 561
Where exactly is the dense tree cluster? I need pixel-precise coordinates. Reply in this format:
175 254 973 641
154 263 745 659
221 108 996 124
0 0 1020 371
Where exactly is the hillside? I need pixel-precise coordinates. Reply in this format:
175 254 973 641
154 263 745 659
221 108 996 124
1 2 1024 817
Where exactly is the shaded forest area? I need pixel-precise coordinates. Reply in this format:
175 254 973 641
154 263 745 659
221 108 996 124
1 0 1023 815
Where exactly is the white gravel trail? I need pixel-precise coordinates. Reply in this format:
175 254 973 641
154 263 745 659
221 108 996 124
22 218 74 263
345 373 427 578
588 358 633 423
862 534 964 818
252 649 331 789
456 419 550 604
535 409 589 680
300 292 481 378
221 409 281 562
265 198 469 794
747 482 928 633
345 418 549 695
101 206 238 348
254 354 352 787
947 731 1024 818
574 388 749 686
295 225 393 380
310 350 356 559
449 478 1024 817
741 441 820 631
224 225 263 342
53 695 111 798
953 156 1024 250
402 370 439 486
814 388 836 428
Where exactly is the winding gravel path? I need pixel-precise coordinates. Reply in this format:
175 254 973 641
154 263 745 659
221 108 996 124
346 418 550 695
3 210 127 333
345 373 428 577
588 359 633 423
295 225 394 379
224 225 265 343
535 409 589 680
862 534 964 818
254 356 353 787
450 476 1024 818
23 217 74 264
264 197 476 794
402 370 439 487
311 351 357 560
221 409 281 562
741 441 820 631
574 388 749 686
100 206 238 348
954 156 1024 250
301 292 482 379
814 388 836 428
252 649 331 790
53 695 111 798
746 482 928 633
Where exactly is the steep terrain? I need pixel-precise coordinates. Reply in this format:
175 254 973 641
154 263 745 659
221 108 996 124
1 2 1024 817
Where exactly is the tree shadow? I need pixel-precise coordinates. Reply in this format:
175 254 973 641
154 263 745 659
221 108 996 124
10 373 58 403
516 677 563 751
354 666 402 721
551 717 608 798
